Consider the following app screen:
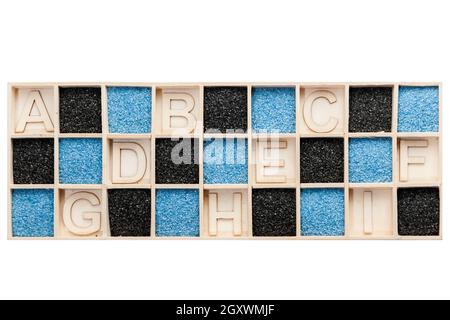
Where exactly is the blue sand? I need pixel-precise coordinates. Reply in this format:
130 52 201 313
349 138 392 183
252 87 296 133
156 189 199 237
203 138 248 184
12 189 54 237
107 87 152 133
301 188 344 236
59 138 102 184
398 86 439 132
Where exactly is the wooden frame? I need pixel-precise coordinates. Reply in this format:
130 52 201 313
7 82 442 240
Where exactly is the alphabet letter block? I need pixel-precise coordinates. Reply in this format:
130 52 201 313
399 138 439 182
253 138 296 184
155 87 201 134
300 87 345 134
14 87 55 134
349 189 393 237
110 139 151 184
58 189 103 238
203 189 249 237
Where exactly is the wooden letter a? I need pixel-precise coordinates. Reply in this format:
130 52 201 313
16 90 54 133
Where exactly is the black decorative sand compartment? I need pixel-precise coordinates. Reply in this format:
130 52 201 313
349 87 392 132
12 138 54 184
59 87 102 133
252 188 297 237
108 189 151 237
398 187 440 236
155 138 199 184
300 138 344 183
203 86 248 133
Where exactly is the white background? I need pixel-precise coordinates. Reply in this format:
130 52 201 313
0 0 449 299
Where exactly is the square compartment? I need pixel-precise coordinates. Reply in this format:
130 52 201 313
107 188 151 237
398 86 439 132
58 189 104 238
349 86 393 132
349 138 392 183
59 87 102 133
299 86 345 134
252 188 296 237
154 86 201 135
203 188 249 237
204 138 248 184
12 138 54 184
156 189 199 237
300 138 344 183
12 189 54 237
252 87 296 133
349 188 393 237
398 137 439 183
301 188 345 236
155 138 199 184
107 86 152 133
11 86 55 135
107 138 151 185
253 137 297 185
59 138 102 184
397 187 440 236
203 86 248 133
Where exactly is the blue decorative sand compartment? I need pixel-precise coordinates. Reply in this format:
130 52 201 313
252 87 296 133
59 138 102 184
156 189 199 237
203 138 248 184
398 86 439 132
349 138 392 183
12 189 54 237
301 188 345 236
107 86 152 133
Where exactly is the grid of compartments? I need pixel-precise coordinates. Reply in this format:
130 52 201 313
8 83 442 239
